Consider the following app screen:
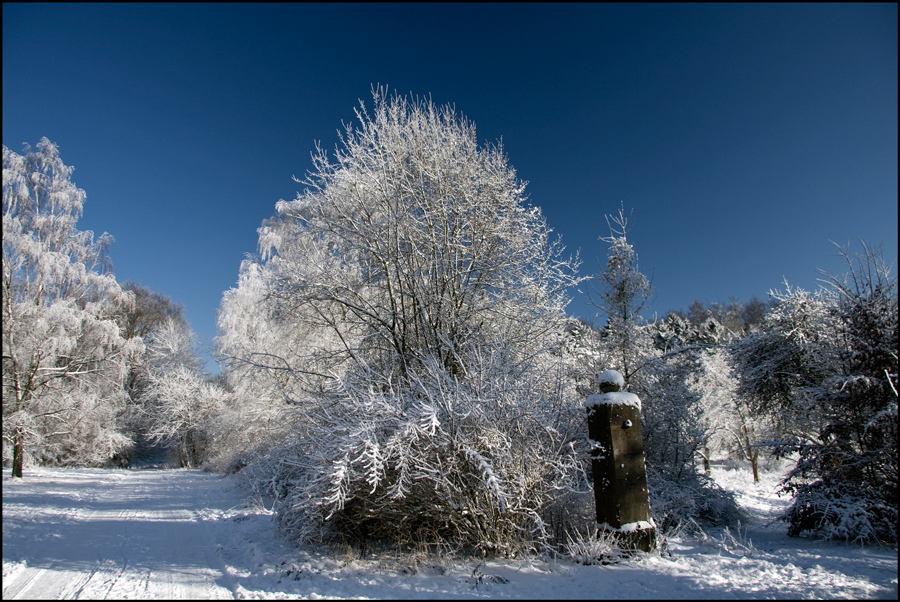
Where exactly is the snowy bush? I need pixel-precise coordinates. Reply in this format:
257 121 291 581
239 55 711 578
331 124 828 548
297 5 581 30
732 242 898 543
646 468 742 535
564 525 626 565
245 349 588 556
786 480 897 544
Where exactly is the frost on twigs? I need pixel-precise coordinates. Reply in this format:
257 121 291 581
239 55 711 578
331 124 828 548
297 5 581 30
3 139 142 473
249 349 587 557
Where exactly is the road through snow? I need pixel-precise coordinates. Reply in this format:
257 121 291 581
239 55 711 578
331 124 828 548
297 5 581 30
3 465 897 599
2 468 240 599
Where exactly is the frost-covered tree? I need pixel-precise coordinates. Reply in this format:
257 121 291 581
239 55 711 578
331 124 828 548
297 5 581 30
590 205 653 383
221 88 588 552
105 281 190 462
137 318 226 467
731 286 834 448
117 281 187 341
659 298 780 482
212 258 326 471
693 345 777 483
732 242 898 543
654 309 768 482
216 256 340 412
2 138 141 476
254 87 582 380
680 297 770 337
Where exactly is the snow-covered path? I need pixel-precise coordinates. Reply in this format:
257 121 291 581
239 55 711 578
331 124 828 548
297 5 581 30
2 469 240 599
3 465 897 599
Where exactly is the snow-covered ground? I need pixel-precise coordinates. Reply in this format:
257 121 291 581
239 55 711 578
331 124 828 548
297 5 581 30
3 461 897 599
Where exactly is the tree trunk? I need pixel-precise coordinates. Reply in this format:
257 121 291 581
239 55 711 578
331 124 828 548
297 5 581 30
751 449 760 484
12 427 25 478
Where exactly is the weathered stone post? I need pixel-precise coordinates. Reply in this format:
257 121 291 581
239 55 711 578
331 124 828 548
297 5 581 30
585 369 656 553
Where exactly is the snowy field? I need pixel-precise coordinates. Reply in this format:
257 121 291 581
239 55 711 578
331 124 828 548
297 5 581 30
3 462 896 600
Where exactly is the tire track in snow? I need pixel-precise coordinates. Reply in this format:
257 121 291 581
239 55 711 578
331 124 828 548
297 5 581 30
2 471 115 600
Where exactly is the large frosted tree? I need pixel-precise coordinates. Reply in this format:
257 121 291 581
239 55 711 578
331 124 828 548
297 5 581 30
219 88 589 552
249 87 582 380
2 138 140 476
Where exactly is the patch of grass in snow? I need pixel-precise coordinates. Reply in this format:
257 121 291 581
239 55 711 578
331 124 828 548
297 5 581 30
563 526 628 566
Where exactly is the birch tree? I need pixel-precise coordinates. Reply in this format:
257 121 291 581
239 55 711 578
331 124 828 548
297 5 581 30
2 138 140 476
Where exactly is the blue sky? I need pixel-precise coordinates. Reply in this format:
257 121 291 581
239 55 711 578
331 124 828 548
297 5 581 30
4 4 897 372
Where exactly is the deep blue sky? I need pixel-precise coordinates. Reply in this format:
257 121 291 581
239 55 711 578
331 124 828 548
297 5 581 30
4 4 897 372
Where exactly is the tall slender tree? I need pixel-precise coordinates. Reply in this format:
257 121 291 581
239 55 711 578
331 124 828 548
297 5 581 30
590 205 653 383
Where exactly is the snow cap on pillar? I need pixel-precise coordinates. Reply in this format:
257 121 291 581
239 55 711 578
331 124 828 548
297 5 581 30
587 369 641 411
597 369 625 393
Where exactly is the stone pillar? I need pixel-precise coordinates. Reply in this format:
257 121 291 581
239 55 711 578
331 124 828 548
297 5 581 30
585 370 656 553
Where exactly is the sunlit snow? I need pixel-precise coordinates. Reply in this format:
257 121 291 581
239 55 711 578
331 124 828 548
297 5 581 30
3 461 896 599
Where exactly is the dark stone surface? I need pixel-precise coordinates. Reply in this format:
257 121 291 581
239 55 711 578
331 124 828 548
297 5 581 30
587 400 655 552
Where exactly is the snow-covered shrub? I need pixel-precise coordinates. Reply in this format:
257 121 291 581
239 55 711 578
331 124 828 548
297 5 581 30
786 480 897 544
646 468 742 535
251 349 588 557
732 243 898 544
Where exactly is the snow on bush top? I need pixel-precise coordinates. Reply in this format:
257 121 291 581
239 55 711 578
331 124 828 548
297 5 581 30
585 391 642 411
596 369 625 390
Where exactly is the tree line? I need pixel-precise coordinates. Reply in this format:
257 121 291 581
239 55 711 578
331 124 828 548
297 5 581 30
4 91 896 552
